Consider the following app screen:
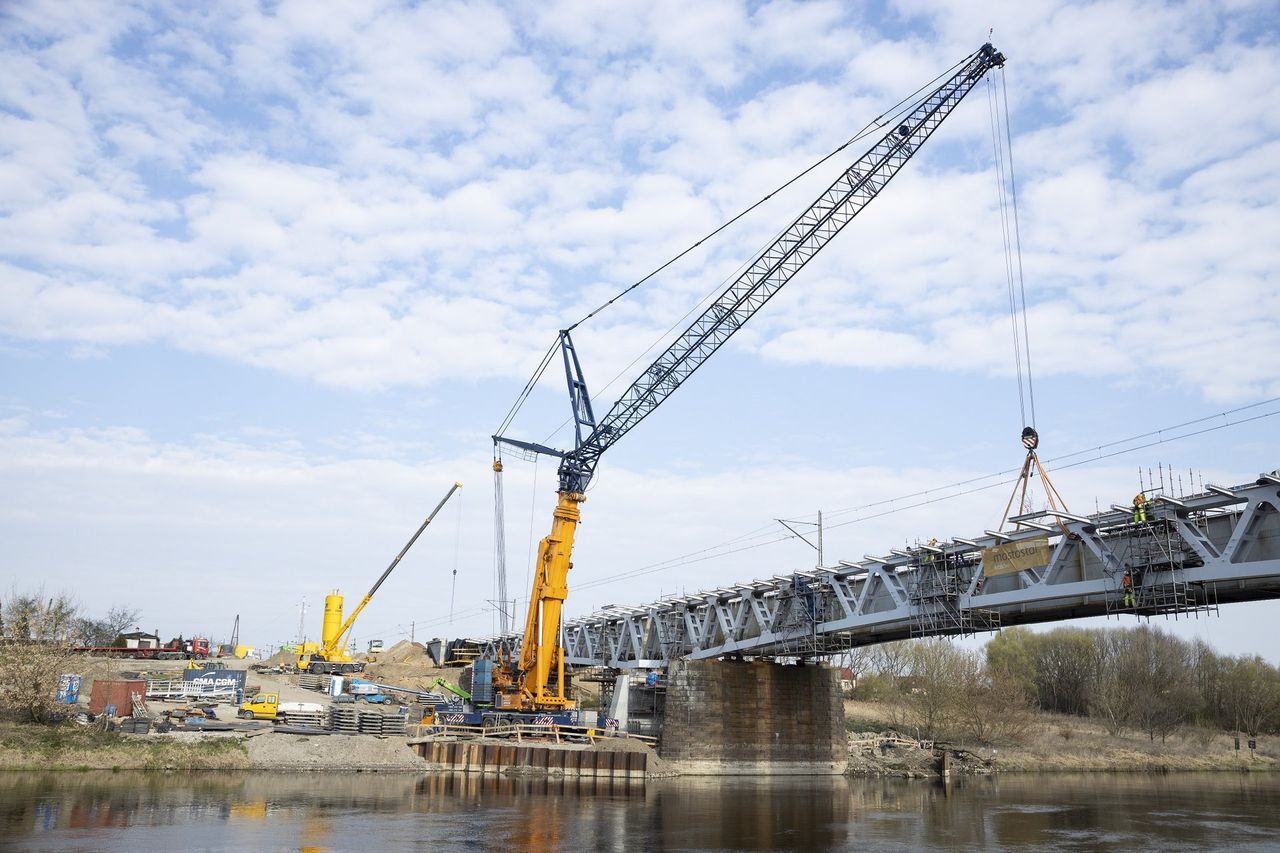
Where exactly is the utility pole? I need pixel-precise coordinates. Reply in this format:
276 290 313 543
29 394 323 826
296 598 307 645
776 511 825 567
817 510 824 569
410 621 415 644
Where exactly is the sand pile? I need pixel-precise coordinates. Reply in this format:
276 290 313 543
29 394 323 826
378 640 427 663
364 641 457 689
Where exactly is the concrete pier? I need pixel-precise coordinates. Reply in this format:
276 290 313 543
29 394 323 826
657 659 846 775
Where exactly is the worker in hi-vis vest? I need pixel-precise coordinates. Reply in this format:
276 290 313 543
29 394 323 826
1132 493 1147 523
1122 571 1135 608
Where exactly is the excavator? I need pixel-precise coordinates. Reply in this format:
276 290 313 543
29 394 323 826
297 482 461 674
490 43 1009 713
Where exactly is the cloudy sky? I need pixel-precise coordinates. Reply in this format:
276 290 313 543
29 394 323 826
2 0 1277 661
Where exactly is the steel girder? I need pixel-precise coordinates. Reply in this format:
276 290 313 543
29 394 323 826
480 476 1280 668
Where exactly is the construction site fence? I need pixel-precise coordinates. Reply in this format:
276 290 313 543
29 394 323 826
145 680 241 702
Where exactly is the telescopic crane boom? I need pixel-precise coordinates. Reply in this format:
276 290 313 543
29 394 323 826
299 481 462 673
495 43 1007 710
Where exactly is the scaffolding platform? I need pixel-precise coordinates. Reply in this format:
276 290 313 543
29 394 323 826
1104 517 1219 621
908 551 1000 638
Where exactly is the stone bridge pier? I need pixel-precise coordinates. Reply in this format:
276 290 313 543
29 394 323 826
656 658 846 775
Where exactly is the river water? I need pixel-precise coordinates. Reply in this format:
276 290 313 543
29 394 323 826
1 771 1277 851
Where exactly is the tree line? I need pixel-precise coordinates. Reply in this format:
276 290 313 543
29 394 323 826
846 624 1280 745
0 591 139 648
0 590 140 723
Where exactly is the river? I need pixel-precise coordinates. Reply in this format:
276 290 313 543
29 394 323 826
1 771 1277 851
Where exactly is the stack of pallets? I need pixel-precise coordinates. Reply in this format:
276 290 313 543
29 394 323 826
358 710 385 734
283 709 327 729
296 673 325 691
330 706 360 735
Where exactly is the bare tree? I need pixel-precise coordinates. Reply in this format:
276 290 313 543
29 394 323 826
871 640 914 681
1126 627 1197 743
1089 631 1136 736
902 639 966 739
1034 627 1100 716
0 590 82 723
957 651 1034 745
1219 656 1280 738
75 605 142 647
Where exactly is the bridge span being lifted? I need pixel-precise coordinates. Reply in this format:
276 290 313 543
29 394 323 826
482 473 1280 669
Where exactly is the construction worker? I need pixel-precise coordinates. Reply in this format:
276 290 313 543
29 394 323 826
1132 493 1147 523
1122 570 1135 608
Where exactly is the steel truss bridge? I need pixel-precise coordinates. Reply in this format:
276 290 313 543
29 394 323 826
483 474 1280 669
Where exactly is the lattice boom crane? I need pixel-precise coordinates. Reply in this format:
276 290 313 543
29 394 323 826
494 43 1007 711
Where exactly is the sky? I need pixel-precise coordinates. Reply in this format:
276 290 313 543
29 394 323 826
1 0 1277 662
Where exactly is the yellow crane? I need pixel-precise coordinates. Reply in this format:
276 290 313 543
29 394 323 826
298 481 461 674
491 43 1008 712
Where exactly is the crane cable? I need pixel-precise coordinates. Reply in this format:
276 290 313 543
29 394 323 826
988 68 1036 430
492 50 979 440
448 485 463 622
493 459 509 634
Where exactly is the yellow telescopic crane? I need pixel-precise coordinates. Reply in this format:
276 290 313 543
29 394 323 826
493 44 1008 711
298 481 462 674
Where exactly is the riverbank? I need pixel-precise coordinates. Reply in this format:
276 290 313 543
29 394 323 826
4 711 1276 776
0 722 249 771
0 723 427 772
843 699 1278 776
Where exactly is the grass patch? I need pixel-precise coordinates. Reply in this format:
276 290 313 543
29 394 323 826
0 721 249 771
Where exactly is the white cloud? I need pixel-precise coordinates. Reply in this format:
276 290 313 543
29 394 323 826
0 0 1276 402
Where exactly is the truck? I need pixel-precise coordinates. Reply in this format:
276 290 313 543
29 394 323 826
73 636 211 661
237 693 325 723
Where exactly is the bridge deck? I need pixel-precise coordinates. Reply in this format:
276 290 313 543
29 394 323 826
481 475 1280 668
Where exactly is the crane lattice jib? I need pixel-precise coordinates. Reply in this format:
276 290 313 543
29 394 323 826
557 43 1005 494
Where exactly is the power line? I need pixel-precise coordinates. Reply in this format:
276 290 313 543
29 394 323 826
568 400 1280 591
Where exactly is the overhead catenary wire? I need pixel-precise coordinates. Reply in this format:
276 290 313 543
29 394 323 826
572 402 1280 591
362 396 1280 641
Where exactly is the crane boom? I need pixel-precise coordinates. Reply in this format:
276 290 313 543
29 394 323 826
311 482 462 668
498 43 1007 711
556 42 1007 494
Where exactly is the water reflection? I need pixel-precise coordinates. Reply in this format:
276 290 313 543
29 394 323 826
1 771 1277 851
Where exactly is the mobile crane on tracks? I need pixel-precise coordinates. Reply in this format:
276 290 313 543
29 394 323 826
489 43 1009 716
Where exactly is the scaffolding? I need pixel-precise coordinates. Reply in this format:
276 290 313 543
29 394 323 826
908 550 1000 638
1104 515 1218 621
770 574 848 658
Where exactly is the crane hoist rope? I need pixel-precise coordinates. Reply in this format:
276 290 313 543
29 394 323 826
491 43 1008 712
986 69 1065 530
987 69 1037 433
